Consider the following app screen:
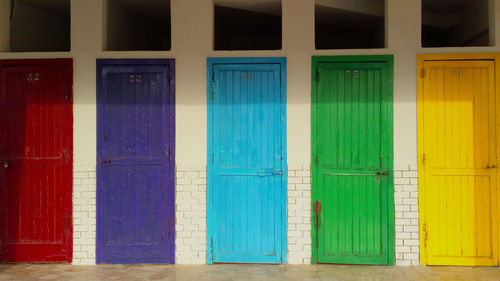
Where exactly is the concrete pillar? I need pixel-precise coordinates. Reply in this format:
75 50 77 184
283 0 315 165
171 0 212 165
387 0 421 167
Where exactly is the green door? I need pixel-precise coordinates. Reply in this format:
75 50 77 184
312 57 394 265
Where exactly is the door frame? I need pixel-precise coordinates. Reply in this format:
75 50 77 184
206 57 287 264
311 55 394 265
96 59 176 264
417 53 500 266
0 58 73 263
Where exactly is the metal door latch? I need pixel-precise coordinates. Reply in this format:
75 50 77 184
2 161 8 168
375 171 389 181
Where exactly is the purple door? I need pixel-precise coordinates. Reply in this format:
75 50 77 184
96 59 175 264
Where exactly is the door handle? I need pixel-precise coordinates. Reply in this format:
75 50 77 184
2 161 8 168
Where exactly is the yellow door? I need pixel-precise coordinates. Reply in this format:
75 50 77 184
418 60 499 266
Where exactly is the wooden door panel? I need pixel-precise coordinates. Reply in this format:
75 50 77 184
320 175 383 257
0 60 73 263
419 60 498 266
207 59 286 264
104 165 166 245
312 59 393 265
212 175 278 256
96 60 175 264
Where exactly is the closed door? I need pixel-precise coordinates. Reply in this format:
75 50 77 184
207 59 286 264
0 61 73 262
419 60 499 266
312 60 394 265
97 60 175 264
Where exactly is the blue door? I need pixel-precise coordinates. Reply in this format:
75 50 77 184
207 58 287 264
96 59 175 264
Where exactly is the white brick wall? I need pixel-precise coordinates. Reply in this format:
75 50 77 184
394 165 420 266
72 164 208 265
287 164 312 264
175 165 312 265
175 165 207 264
70 163 421 266
72 164 97 265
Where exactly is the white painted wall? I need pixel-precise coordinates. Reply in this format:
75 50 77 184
1 0 500 264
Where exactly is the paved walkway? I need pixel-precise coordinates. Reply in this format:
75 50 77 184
0 264 499 281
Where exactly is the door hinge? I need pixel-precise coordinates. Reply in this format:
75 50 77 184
316 69 320 82
63 87 68 102
211 153 214 163
423 223 428 247
63 149 69 163
63 214 69 239
313 201 321 214
63 86 70 102
210 237 214 261
210 72 217 101
313 201 322 228
420 68 426 78
315 156 319 165
313 199 320 261
210 80 217 101
166 218 173 238
422 153 426 165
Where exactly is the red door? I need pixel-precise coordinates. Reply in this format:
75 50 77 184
0 59 73 263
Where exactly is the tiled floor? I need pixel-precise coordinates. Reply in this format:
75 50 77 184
0 264 499 281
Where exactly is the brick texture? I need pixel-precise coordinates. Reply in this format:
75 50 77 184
175 166 207 264
71 162 419 266
72 164 97 265
287 164 312 264
394 165 420 266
